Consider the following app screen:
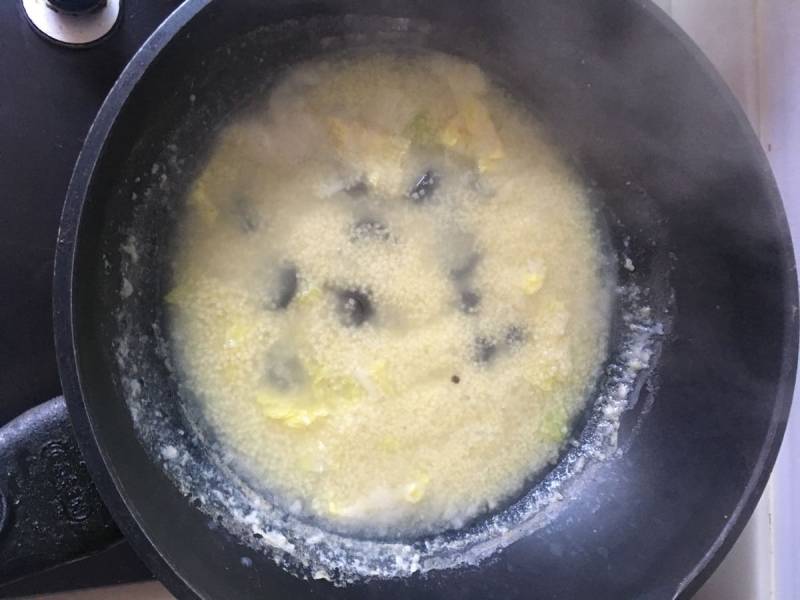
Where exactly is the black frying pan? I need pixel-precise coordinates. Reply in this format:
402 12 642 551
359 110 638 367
0 1 795 598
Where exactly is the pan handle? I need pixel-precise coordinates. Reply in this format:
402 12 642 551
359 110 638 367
0 397 123 584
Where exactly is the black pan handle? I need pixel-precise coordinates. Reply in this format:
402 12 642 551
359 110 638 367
0 397 123 583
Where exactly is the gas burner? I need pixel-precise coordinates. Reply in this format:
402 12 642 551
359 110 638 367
22 0 120 47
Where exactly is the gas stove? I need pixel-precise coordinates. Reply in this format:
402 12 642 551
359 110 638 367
1 1 797 598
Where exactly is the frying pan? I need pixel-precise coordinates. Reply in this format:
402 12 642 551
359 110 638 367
0 0 795 598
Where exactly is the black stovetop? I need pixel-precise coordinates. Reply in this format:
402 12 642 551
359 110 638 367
0 2 181 596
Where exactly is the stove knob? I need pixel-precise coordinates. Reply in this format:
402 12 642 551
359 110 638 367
46 0 107 14
22 0 121 47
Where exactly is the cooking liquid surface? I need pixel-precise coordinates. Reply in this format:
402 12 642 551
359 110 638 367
167 52 611 536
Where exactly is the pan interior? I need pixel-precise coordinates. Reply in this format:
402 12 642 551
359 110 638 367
98 17 668 583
